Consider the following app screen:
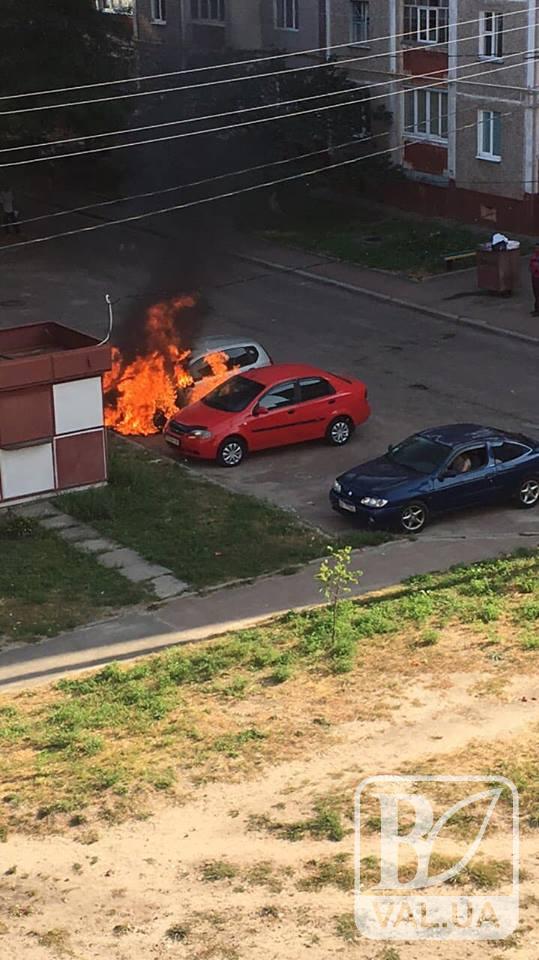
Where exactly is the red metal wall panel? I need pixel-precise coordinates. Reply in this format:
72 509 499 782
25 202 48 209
404 142 448 176
52 345 111 382
384 179 537 234
55 430 107 489
403 48 448 78
0 355 53 391
0 385 53 446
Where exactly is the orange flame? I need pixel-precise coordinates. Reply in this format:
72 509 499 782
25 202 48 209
103 297 236 436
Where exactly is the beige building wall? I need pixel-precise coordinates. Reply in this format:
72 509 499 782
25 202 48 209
134 0 183 69
452 0 537 200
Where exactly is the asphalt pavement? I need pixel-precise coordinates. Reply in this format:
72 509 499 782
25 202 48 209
2 216 538 539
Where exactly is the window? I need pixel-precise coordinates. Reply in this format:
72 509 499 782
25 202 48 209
275 0 299 30
477 110 501 160
387 436 450 474
405 88 448 141
298 378 335 401
190 0 225 22
203 376 264 412
480 12 503 59
226 345 259 369
493 441 530 463
351 1 369 43
151 0 166 23
95 0 133 11
258 382 296 410
404 0 448 44
448 446 489 474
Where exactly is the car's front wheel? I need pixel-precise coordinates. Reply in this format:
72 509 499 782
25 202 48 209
326 416 354 446
399 502 428 533
517 476 539 508
217 436 246 468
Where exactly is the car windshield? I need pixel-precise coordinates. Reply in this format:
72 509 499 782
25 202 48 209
387 435 449 474
202 375 263 412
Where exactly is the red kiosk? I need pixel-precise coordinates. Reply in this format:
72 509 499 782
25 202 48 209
0 322 112 506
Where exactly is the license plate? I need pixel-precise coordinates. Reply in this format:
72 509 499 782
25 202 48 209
166 435 180 447
339 499 356 513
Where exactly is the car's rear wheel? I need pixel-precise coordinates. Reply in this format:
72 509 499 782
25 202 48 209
399 502 428 534
326 416 354 447
217 436 246 468
517 477 539 508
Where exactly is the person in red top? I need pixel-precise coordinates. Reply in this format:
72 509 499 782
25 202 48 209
529 242 539 314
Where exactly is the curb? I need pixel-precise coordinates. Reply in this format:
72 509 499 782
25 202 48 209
235 252 539 347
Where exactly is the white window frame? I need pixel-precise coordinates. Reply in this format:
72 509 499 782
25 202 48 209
274 0 299 31
350 1 370 43
479 12 503 60
190 0 225 23
477 109 502 161
404 88 448 143
404 0 448 44
151 0 166 24
96 0 133 11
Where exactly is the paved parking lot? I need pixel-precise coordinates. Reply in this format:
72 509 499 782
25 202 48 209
140 263 539 541
2 215 537 543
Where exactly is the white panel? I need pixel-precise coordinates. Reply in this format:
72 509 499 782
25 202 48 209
53 377 104 435
0 443 55 500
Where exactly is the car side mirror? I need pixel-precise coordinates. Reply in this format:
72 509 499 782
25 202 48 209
252 404 267 417
440 468 456 480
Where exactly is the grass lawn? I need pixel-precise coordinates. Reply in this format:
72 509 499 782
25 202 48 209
55 438 386 590
262 209 503 277
0 549 536 833
0 512 146 645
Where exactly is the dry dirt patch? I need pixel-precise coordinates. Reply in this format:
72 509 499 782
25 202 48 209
1 552 538 957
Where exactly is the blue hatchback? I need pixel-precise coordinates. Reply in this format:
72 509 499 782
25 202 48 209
330 423 539 533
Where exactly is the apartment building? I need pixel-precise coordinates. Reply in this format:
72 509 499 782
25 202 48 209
130 0 539 232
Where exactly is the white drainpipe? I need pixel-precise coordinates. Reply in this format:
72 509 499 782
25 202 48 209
325 0 332 60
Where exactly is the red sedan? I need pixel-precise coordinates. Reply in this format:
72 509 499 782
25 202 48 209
164 363 370 467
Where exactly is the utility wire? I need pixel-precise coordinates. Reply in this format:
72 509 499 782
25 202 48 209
15 94 503 229
2 21 530 157
0 104 521 254
14 136 376 227
0 51 533 169
0 7 534 115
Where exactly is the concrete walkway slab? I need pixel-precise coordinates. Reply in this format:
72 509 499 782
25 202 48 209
76 537 118 554
40 513 79 530
0 531 536 692
13 505 190 599
57 524 103 542
151 574 188 599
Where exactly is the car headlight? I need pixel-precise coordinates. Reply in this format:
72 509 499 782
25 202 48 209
332 480 342 493
188 428 212 439
360 496 388 508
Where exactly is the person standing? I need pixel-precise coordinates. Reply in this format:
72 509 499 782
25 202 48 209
529 242 539 315
0 187 19 234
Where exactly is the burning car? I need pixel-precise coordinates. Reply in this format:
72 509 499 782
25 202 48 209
103 296 274 437
164 363 370 467
177 337 272 406
188 337 272 382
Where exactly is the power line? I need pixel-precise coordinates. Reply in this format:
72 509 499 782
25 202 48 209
0 7 534 116
1 7 531 105
15 135 374 227
0 107 519 254
2 21 530 158
14 96 503 230
0 52 533 169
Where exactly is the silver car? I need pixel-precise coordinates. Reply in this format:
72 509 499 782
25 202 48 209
187 337 272 382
